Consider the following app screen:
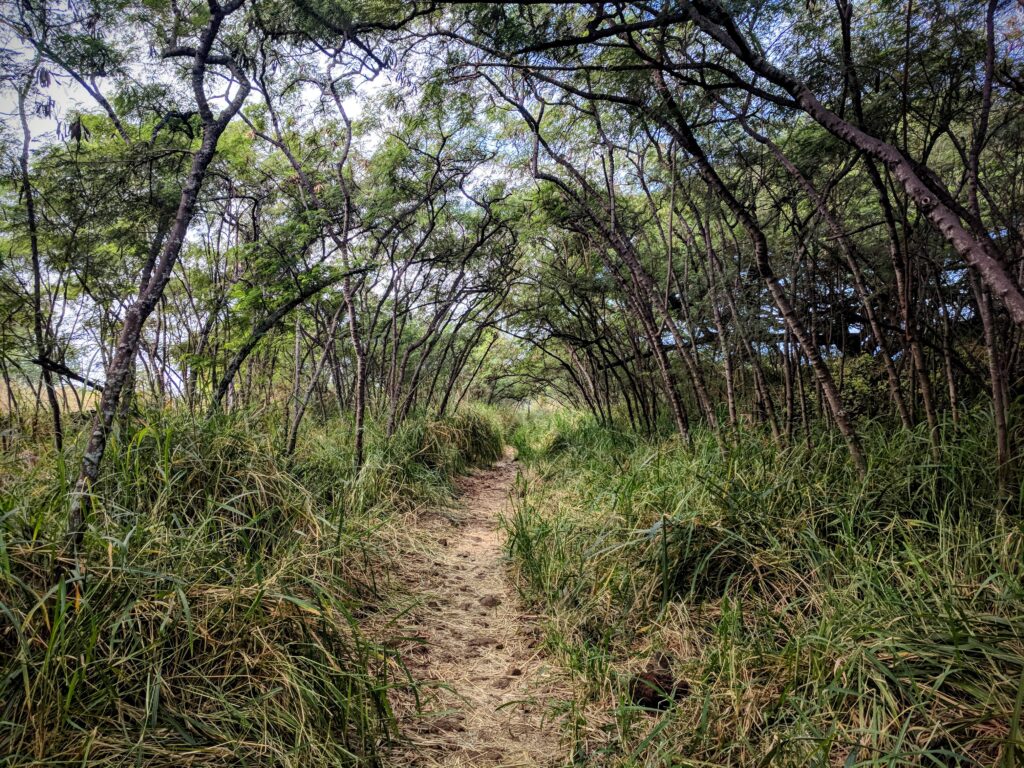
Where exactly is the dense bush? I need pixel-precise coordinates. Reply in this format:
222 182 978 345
506 411 1024 766
0 408 503 766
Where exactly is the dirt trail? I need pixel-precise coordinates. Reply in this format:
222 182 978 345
383 451 568 767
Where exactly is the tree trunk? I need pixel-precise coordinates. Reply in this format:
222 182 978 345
66 6 249 551
286 302 345 456
684 0 1024 327
19 65 63 453
652 75 865 472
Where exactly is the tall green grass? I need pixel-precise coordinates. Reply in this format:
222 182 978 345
0 407 502 766
506 410 1024 766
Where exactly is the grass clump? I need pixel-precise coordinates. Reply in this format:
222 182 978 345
505 410 1024 766
0 407 503 766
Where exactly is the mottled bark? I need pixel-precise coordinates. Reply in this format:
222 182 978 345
67 3 250 550
684 0 1024 327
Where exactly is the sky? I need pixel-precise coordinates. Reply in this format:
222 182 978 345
0 23 381 156
0 25 383 389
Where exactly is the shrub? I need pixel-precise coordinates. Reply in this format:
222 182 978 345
0 407 504 766
505 411 1024 766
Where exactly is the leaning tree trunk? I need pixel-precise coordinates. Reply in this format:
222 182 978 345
285 302 345 456
738 116 914 431
69 132 221 548
19 64 62 453
208 274 356 415
66 9 250 551
683 0 1024 328
652 73 866 474
529 168 692 438
972 278 1011 492
344 274 368 471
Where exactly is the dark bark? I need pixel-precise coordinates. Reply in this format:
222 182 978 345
18 63 63 452
682 0 1024 328
66 2 250 550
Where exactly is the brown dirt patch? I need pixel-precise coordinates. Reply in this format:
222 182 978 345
382 450 570 767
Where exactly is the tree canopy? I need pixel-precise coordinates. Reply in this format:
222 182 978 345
1 0 1022 536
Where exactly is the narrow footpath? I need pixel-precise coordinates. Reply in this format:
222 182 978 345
383 451 569 767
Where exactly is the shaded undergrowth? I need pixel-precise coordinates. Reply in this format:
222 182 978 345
505 411 1024 767
0 407 502 766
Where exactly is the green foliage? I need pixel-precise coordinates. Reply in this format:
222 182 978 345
0 407 504 766
505 412 1024 766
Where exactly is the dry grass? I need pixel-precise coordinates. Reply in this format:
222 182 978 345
375 451 574 767
0 407 508 767
0 382 98 415
505 411 1024 767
